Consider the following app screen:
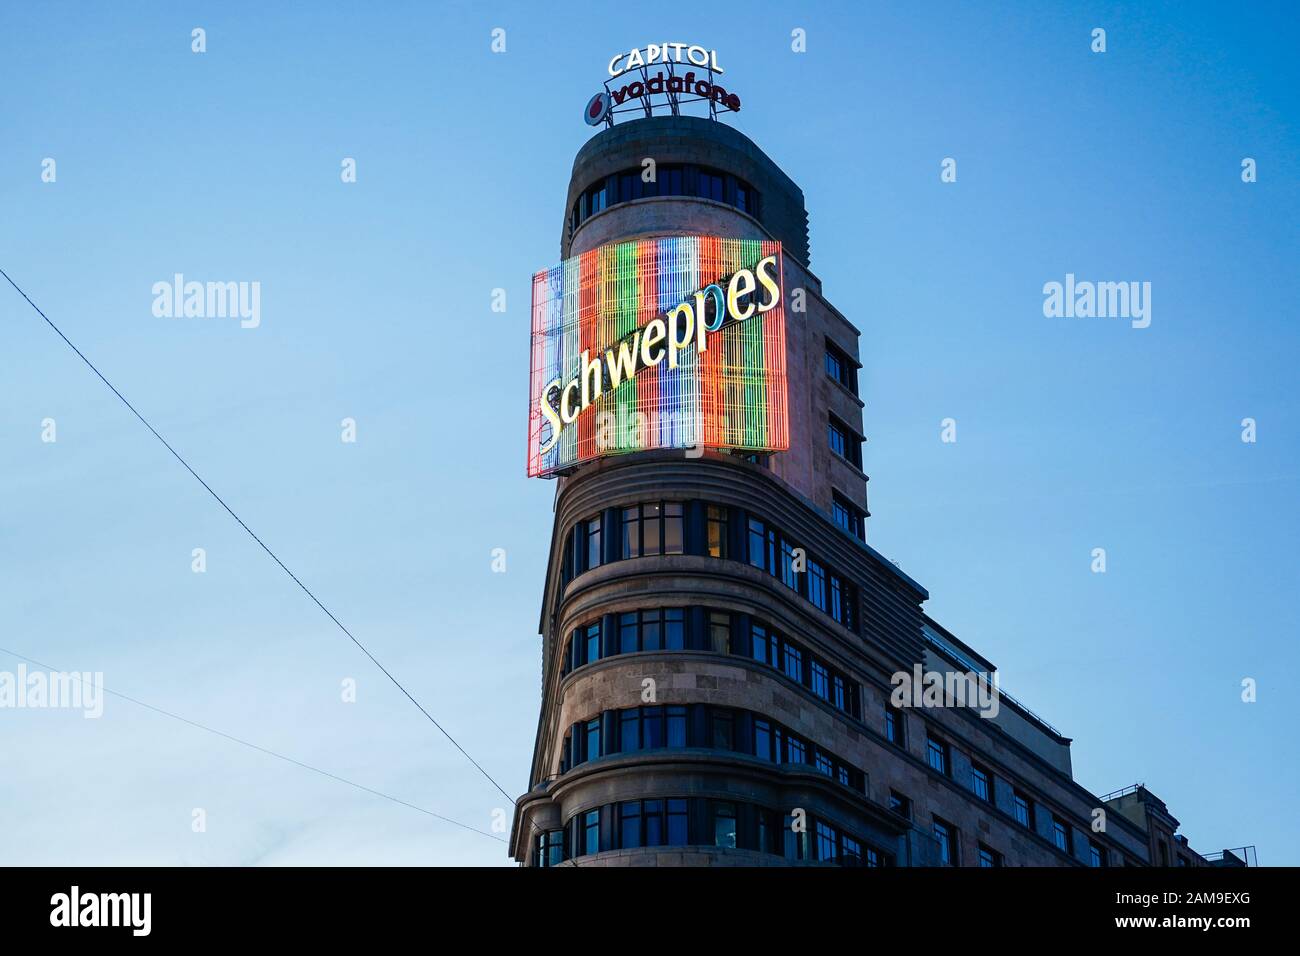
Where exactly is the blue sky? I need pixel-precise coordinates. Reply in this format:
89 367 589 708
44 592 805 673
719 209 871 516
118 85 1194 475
1 1 1295 865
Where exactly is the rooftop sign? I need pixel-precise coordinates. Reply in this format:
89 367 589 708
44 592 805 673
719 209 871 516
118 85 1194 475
584 43 740 127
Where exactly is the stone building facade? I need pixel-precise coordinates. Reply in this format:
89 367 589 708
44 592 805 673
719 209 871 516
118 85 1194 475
511 115 1226 867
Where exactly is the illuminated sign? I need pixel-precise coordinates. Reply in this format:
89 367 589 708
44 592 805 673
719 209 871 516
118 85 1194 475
584 43 740 126
527 236 788 478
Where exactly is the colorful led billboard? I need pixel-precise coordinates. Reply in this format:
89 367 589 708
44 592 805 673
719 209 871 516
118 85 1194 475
527 236 788 478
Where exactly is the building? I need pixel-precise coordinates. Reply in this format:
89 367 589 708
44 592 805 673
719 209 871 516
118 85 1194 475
511 110 1239 867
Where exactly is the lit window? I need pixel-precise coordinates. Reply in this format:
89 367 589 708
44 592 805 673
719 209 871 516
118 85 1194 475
706 505 729 558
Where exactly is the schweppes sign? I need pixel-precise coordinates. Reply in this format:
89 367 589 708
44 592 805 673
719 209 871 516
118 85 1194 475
527 236 789 478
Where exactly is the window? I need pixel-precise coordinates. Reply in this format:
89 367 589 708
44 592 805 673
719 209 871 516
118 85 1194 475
583 809 601 856
666 706 687 747
620 801 641 849
710 709 735 750
971 765 991 801
1052 816 1072 854
784 814 807 860
619 501 683 559
1013 790 1033 829
785 735 807 765
750 624 777 666
978 844 1002 868
814 752 833 777
620 709 640 753
1089 841 1106 868
584 622 601 666
706 505 729 558
585 515 603 570
571 165 760 230
885 704 905 747
824 341 858 395
889 791 912 820
746 516 775 573
584 718 602 762
711 801 737 849
833 675 847 712
534 830 564 868
782 644 803 683
827 415 863 468
754 719 774 762
708 612 730 654
810 660 830 700
619 612 638 654
667 799 688 845
933 819 957 866
779 538 798 590
927 737 949 776
831 492 866 541
621 506 641 558
815 821 838 862
808 560 827 610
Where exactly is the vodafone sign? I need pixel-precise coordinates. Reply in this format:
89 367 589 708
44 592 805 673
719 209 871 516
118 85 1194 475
583 42 741 127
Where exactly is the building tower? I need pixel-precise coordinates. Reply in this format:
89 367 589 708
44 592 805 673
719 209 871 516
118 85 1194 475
512 113 1231 868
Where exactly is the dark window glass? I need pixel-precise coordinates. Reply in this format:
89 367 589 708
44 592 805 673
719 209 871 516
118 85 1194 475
643 502 662 556
779 539 798 590
585 515 602 570
622 507 641 559
833 675 847 712
708 612 730 654
667 799 688 845
979 845 1001 868
815 821 837 861
710 710 735 751
828 420 846 457
747 517 766 571
664 608 685 650
782 644 803 683
786 735 806 765
620 709 640 752
666 705 687 748
1052 817 1071 853
784 814 806 860
706 505 729 558
712 801 737 848
663 502 684 554
927 737 948 775
808 560 827 610
585 718 601 762
641 611 660 652
585 622 601 666
934 820 955 866
885 705 905 746
1089 842 1106 867
643 706 665 749
644 800 665 847
815 752 833 777
825 348 843 383
1013 792 1032 828
889 792 911 819
619 612 638 654
754 719 773 761
584 809 600 856
810 660 830 699
972 766 990 801
620 801 641 849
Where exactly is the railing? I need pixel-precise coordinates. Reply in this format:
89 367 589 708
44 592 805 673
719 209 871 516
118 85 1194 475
1097 783 1145 803
1203 846 1258 867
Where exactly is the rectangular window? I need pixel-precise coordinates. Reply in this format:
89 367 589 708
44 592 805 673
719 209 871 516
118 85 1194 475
833 675 847 712
927 737 949 776
825 341 858 395
828 415 863 468
785 735 807 765
971 765 990 801
621 507 641 559
810 660 830 699
712 801 737 849
782 644 803 683
747 517 766 571
814 752 833 777
1089 841 1106 867
708 611 730 654
1013 791 1032 829
585 515 602 571
667 799 688 846
933 819 957 866
642 706 665 749
643 800 665 847
662 608 684 650
784 814 807 860
754 719 773 762
1052 816 1071 854
779 538 798 590
889 791 911 820
619 612 638 654
815 821 837 862
643 502 662 555
585 622 601 666
585 718 601 763
750 624 775 666
885 705 905 747
831 492 866 541
808 560 827 611
663 502 684 554
620 801 641 849
706 505 729 558
978 844 1002 868
620 709 640 753
641 611 660 652
666 705 687 748
710 709 735 751
584 809 600 857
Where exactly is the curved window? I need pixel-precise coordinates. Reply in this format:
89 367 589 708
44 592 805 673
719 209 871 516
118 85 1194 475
558 702 866 794
562 796 889 865
571 164 761 233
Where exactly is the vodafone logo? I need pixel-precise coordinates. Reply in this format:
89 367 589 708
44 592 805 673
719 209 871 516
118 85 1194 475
584 91 610 126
